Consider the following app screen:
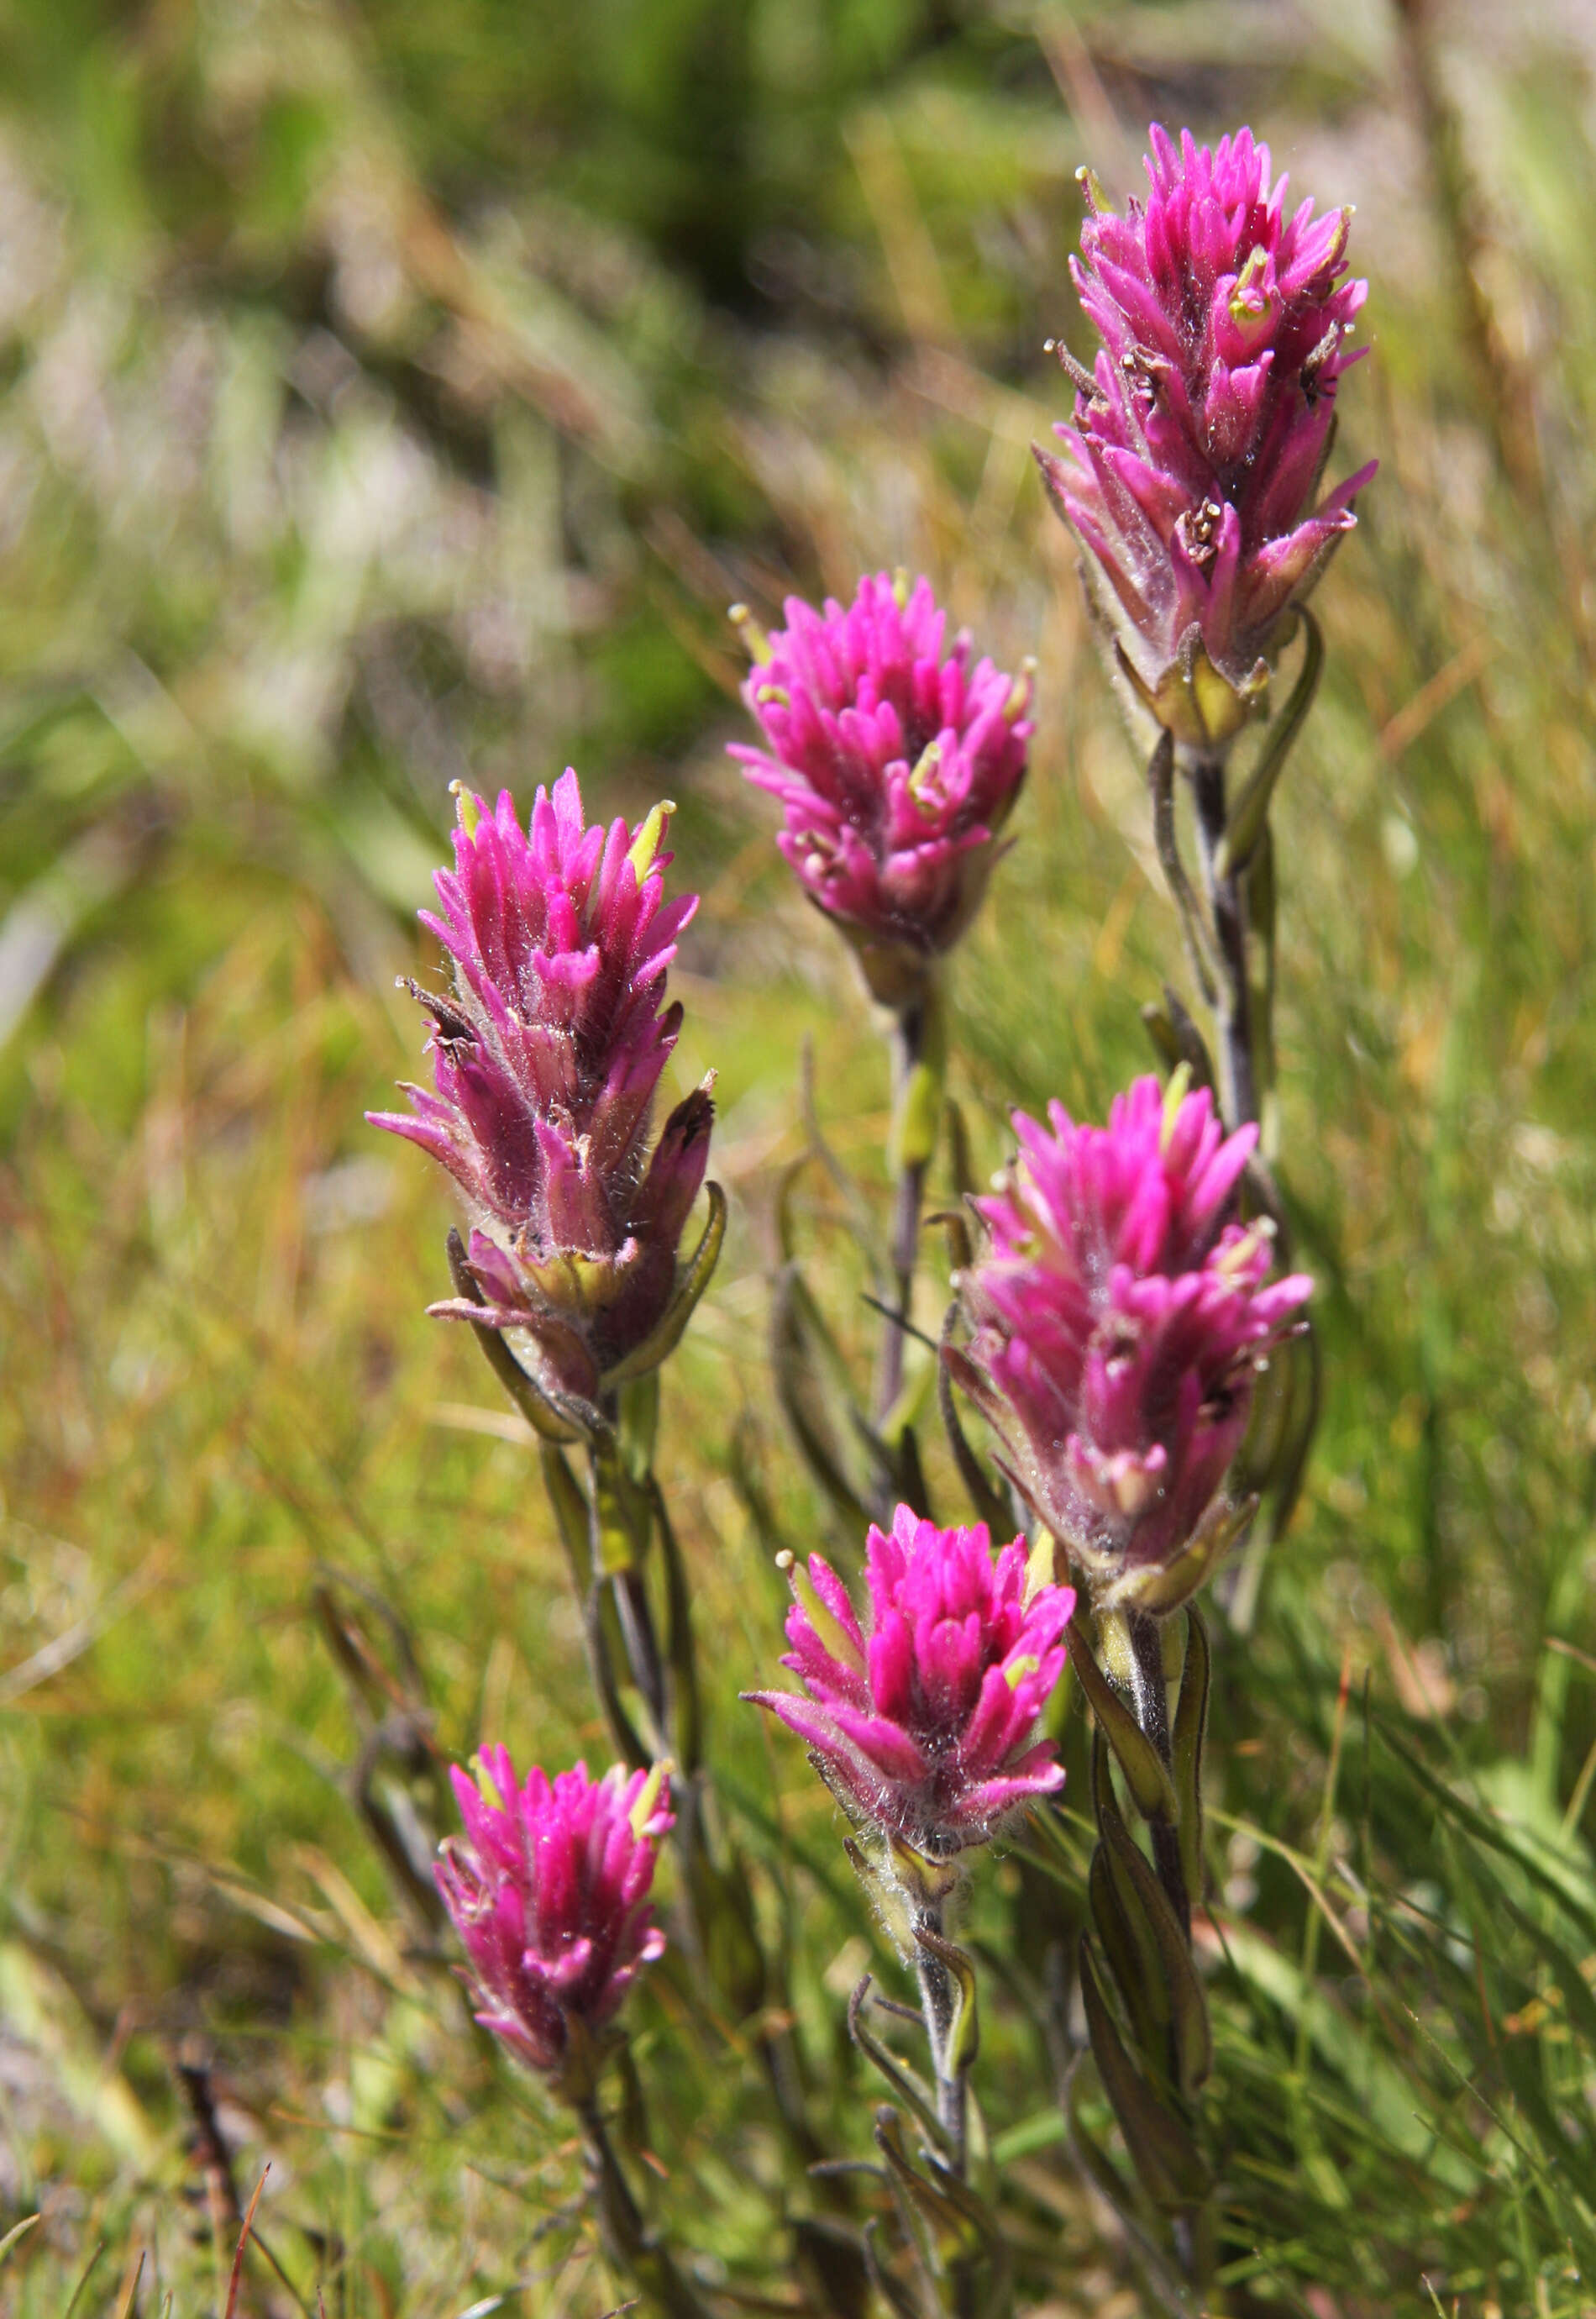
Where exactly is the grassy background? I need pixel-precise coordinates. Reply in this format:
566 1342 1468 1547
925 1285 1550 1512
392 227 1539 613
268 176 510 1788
3 0 1596 2311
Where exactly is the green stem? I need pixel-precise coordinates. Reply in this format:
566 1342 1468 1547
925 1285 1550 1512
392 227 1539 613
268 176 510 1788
1186 751 1257 1133
876 993 931 1428
576 2097 710 2319
911 1902 968 2179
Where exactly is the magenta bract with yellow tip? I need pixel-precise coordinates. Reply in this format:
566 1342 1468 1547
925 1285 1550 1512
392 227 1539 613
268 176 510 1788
1041 124 1374 748
369 770 712 1401
955 1076 1311 1603
746 1504 1075 1856
731 575 1032 1002
435 1750 673 2078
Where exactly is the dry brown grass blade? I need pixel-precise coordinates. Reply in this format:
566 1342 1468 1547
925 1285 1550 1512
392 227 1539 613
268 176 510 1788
223 2167 270 2319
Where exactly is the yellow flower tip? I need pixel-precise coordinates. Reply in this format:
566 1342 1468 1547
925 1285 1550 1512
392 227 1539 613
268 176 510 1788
1159 1061 1193 1154
891 568 913 610
449 780 483 839
626 799 676 885
1003 658 1037 722
786 1557 866 1676
728 602 772 665
907 739 943 816
629 1758 675 1839
1023 1528 1057 1606
1075 165 1113 218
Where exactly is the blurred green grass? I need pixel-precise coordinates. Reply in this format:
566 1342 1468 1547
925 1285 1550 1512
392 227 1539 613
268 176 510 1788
3 0 1596 2311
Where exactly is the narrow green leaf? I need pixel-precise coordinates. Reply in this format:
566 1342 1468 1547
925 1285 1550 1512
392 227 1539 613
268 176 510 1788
1078 1939 1210 2210
1093 1736 1213 2097
1069 1616 1179 1822
1172 1606 1210 1910
912 1922 980 2076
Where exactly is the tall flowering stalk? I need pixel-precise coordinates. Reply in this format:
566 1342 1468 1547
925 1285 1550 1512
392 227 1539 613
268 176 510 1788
1041 124 1373 1143
373 770 780 2068
732 574 1032 1496
948 1071 1310 2288
748 1506 1074 2176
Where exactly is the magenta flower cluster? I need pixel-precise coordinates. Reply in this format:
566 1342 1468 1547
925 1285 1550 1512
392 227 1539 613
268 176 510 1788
370 770 711 1403
1039 124 1374 749
953 1076 1311 1611
731 575 1032 1005
435 1749 673 2080
747 1505 1075 1858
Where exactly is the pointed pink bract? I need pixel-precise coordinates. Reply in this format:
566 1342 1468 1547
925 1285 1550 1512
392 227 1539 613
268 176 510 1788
369 771 712 1399
1044 124 1373 744
731 575 1032 1002
434 1750 673 2077
746 1505 1074 1854
956 1075 1311 1601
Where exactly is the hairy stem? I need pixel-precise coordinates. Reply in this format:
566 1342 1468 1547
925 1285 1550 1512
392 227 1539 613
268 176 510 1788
1188 752 1257 1132
1125 1609 1189 1941
876 994 930 1427
911 1903 969 2178
576 2097 710 2319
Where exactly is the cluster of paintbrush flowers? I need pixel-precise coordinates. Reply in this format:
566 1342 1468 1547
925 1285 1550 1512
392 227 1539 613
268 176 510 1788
369 122 1370 2314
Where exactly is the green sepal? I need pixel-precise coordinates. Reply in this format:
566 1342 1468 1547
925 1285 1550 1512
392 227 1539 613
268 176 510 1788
1116 628 1268 753
887 1834 962 1916
1092 1736 1212 2098
1172 1606 1210 1910
911 1922 979 2077
847 1977 950 2155
601 1181 726 1386
1079 1938 1211 2210
1069 1614 1179 1822
1097 1492 1257 1617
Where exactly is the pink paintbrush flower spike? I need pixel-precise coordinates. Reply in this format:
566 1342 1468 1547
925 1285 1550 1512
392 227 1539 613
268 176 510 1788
435 1751 673 2085
953 1075 1312 1612
745 1505 1075 1856
1039 124 1375 752
369 772 714 1402
730 574 1032 1005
